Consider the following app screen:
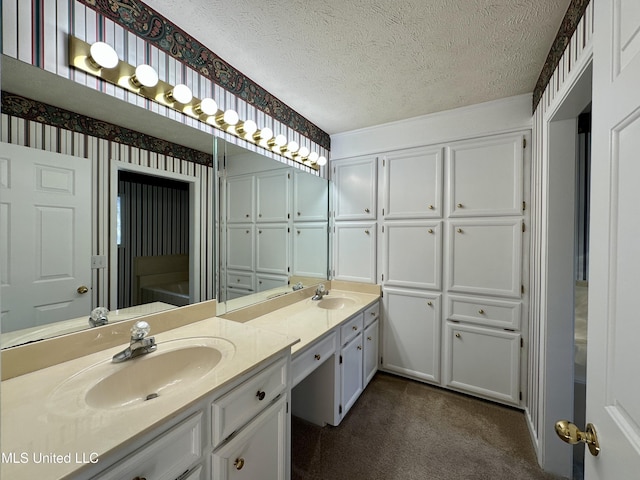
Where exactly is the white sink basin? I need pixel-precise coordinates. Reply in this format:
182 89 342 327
48 337 235 412
315 297 357 310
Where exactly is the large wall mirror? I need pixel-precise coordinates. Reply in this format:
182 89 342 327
216 140 329 315
0 56 329 348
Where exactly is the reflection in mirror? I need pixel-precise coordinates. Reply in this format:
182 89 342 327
0 56 215 349
216 139 330 315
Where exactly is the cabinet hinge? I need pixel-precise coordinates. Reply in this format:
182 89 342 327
519 391 523 401
288 227 290 233
522 201 526 211
288 213 291 219
380 356 383 365
521 338 524 348
522 222 526 233
333 166 336 175
382 208 385 216
382 158 386 167
339 355 343 364
288 173 291 179
286 402 289 413
523 138 527 149
521 285 525 295
339 404 343 414
287 266 290 272
382 225 385 233
381 273 384 281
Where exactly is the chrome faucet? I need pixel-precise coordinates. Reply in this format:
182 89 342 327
89 307 109 327
112 320 157 363
311 284 329 301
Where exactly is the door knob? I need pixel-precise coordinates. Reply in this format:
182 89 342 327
77 285 89 294
554 420 600 456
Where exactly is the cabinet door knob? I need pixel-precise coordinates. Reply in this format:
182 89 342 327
478 309 485 314
352 325 358 331
365 208 370 213
132 477 147 480
427 301 433 306
245 230 250 234
428 229 433 234
234 458 245 470
457 228 463 233
367 336 372 341
455 333 461 338
370 311 376 316
259 213 262 217
428 204 434 210
357 345 362 350
256 390 266 401
259 230 262 234
457 203 463 208
246 214 250 217
297 230 301 234
297 211 301 216
364 229 370 235
314 354 321 361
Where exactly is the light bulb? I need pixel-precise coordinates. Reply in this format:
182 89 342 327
308 151 319 163
216 109 239 126
166 84 193 104
298 146 310 158
195 97 218 116
287 141 300 153
317 156 328 166
254 127 273 142
237 120 258 136
130 64 158 88
271 134 287 148
89 42 119 69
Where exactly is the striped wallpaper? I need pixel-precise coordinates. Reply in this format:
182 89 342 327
528 0 593 451
0 111 217 309
0 0 329 176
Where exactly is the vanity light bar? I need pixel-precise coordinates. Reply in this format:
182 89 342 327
68 36 323 171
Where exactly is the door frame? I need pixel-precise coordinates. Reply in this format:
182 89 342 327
536 54 593 476
109 161 201 309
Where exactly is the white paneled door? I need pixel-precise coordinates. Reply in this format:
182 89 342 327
0 143 91 331
585 0 640 476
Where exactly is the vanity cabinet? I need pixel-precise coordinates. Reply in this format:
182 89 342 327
90 353 291 480
292 222 329 278
340 329 364 416
363 302 380 387
333 222 377 283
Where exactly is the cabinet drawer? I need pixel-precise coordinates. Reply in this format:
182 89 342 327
227 271 254 291
447 295 521 330
292 331 337 387
94 412 202 480
212 356 288 448
340 312 364 345
444 322 520 405
363 301 379 327
182 465 203 480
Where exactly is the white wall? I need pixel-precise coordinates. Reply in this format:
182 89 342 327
330 94 532 160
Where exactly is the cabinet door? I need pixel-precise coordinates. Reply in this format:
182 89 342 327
294 170 328 221
381 288 440 383
382 147 443 219
212 396 288 480
227 225 255 271
444 322 520 405
363 319 379 387
382 221 442 290
293 222 328 277
448 218 522 298
256 224 289 275
256 170 290 222
447 133 524 217
333 157 376 220
227 175 254 223
333 222 376 283
341 332 364 417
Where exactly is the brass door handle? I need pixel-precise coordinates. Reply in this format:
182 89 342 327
234 457 245 470
555 420 600 456
77 285 89 294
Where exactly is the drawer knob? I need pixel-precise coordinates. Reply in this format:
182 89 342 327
314 354 321 361
367 336 372 341
256 390 266 401
455 333 461 338
370 311 376 316
478 309 485 314
234 458 245 470
357 345 362 351
352 325 358 331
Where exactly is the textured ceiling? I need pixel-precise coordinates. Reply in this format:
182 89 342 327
146 0 571 135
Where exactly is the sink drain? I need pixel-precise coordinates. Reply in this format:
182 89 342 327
145 393 159 401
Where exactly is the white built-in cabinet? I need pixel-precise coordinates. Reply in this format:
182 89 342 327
332 131 529 407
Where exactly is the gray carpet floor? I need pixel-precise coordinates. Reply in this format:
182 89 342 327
292 372 561 480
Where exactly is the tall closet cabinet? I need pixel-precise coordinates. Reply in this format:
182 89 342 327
331 131 530 407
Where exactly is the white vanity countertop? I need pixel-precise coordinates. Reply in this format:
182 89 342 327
0 317 297 480
246 289 380 355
